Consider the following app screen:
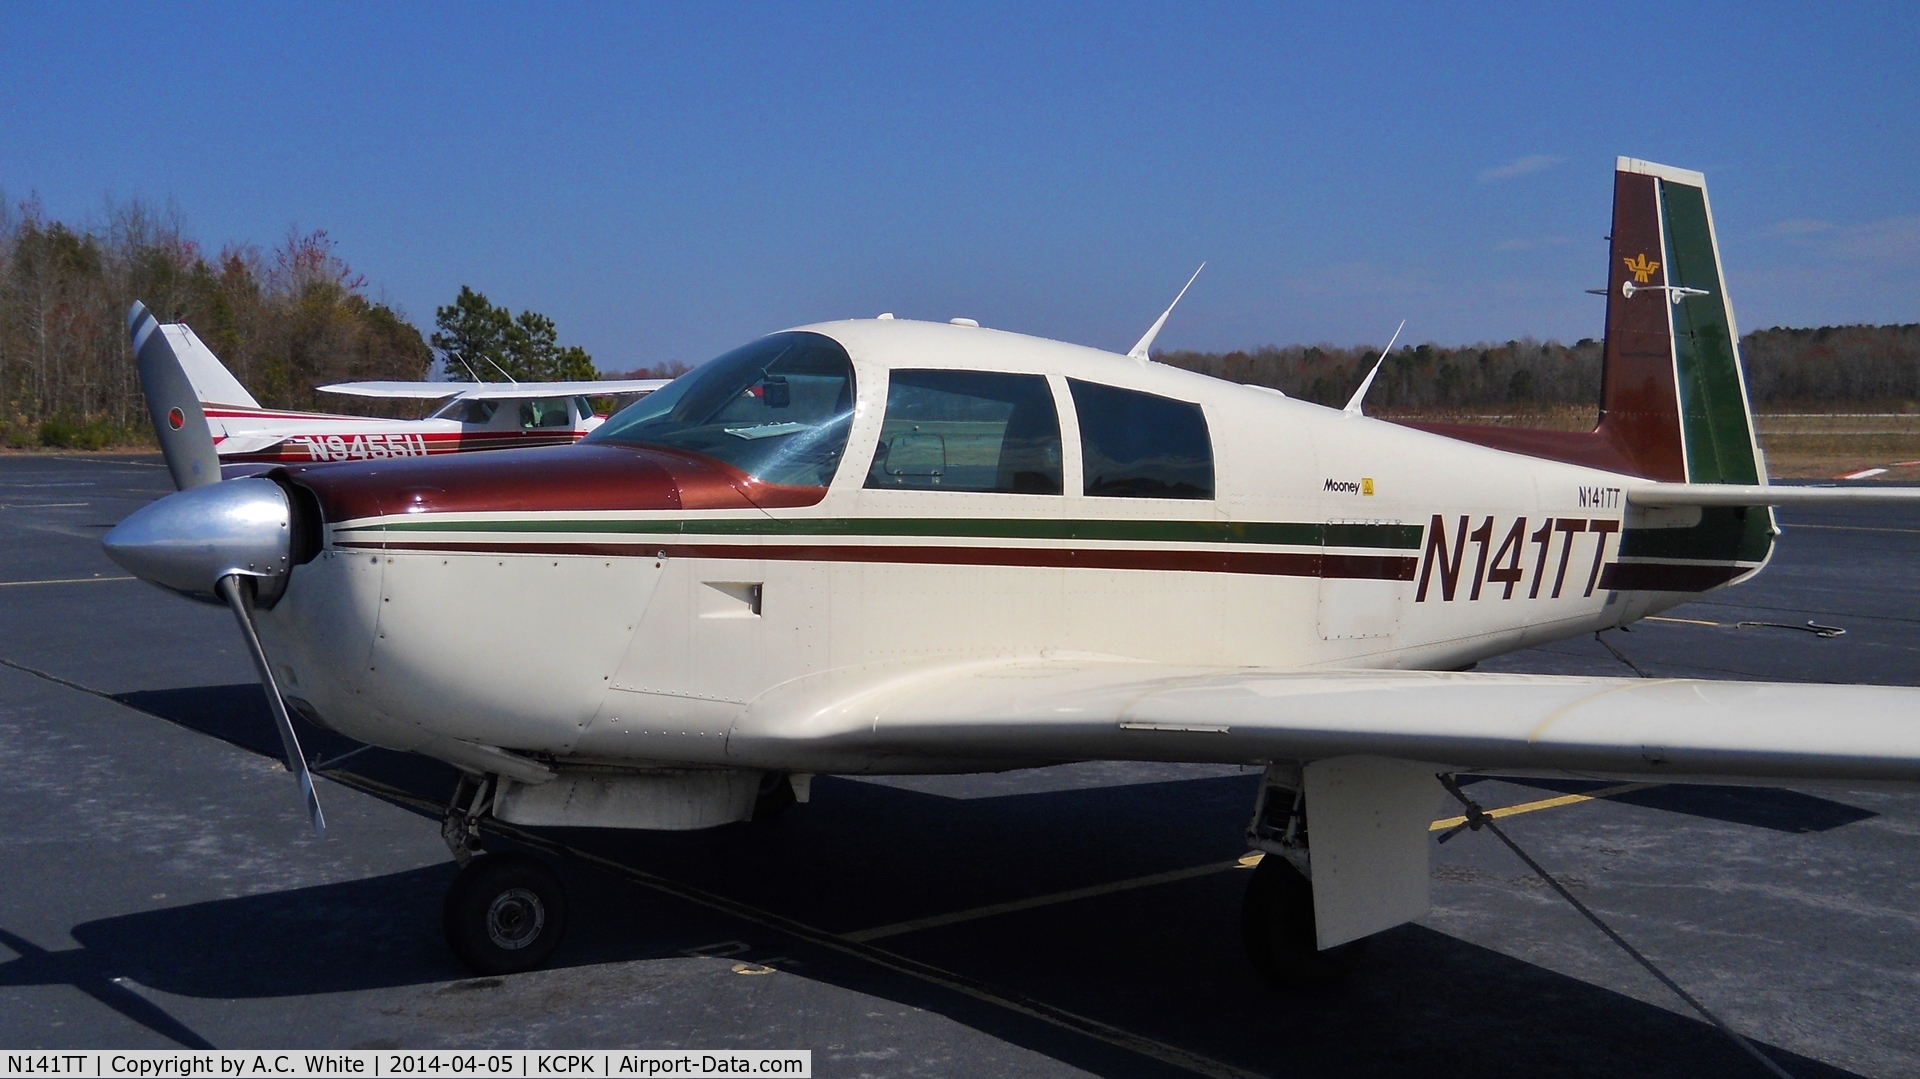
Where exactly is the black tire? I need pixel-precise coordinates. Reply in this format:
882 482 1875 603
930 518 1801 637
442 853 569 975
752 771 796 822
1240 855 1368 988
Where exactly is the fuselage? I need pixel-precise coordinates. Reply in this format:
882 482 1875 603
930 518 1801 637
252 318 1774 774
206 395 604 467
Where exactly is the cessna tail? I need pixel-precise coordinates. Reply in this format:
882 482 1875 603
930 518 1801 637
126 307 668 485
105 159 1920 986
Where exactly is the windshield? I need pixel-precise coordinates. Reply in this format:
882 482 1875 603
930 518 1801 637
586 331 856 488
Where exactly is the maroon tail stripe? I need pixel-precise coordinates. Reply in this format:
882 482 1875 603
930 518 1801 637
1597 561 1745 592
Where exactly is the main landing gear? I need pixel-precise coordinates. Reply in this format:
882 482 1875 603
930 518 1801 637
1241 765 1367 988
439 774 571 975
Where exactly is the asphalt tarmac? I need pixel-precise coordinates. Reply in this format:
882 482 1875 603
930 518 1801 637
1 452 1915 1078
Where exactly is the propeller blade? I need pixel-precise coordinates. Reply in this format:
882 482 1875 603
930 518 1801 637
128 301 221 491
215 574 326 838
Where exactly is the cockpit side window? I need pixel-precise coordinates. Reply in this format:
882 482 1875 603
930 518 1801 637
435 398 499 425
585 331 855 488
520 398 573 429
1067 379 1213 499
865 370 1062 494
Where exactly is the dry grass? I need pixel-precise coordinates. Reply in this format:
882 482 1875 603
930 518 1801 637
1750 414 1920 479
1383 406 1920 480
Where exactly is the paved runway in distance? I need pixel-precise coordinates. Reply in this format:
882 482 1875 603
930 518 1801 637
1 452 1915 1078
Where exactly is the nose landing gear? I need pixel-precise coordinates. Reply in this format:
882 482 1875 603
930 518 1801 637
440 774 571 975
443 852 571 975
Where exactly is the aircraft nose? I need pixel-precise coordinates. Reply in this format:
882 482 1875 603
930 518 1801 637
103 477 295 605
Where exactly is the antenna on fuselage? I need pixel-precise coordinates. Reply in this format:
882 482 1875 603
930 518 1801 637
1343 319 1406 417
1127 263 1205 365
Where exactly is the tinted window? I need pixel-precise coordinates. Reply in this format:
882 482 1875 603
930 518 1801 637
866 370 1062 494
1068 379 1213 499
586 331 855 488
520 398 572 428
437 399 498 425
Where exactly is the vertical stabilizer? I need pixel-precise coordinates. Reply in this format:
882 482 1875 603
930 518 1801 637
162 323 261 409
1598 158 1762 485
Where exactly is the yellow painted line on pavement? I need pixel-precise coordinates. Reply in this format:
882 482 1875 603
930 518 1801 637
0 575 136 587
1430 782 1659 832
1788 523 1920 536
1646 615 1721 626
845 858 1255 942
850 785 1668 941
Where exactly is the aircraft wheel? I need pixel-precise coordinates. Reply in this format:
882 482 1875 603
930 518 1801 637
443 853 569 975
1240 855 1367 988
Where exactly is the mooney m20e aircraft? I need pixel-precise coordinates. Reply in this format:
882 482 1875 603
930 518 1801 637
123 309 667 481
106 159 1920 986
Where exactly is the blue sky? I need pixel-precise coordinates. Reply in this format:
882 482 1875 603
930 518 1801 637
2 3 1915 370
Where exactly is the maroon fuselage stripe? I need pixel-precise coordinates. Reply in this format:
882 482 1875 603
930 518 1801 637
333 539 1417 580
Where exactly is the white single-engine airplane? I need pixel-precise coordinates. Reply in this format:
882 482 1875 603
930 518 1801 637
105 159 1920 987
125 311 667 480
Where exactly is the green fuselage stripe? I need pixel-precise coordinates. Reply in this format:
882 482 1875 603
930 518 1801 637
343 516 1425 549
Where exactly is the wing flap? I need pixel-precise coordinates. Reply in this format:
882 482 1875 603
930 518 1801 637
730 659 1920 784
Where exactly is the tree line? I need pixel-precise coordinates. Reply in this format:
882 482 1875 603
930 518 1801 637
1156 322 1920 414
1 197 1915 448
0 197 595 448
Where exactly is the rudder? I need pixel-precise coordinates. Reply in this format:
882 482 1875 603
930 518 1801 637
1598 158 1763 485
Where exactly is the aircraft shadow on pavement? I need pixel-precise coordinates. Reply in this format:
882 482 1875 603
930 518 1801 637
87 684 1870 1076
1504 777 1877 833
114 682 464 806
3 854 1863 1078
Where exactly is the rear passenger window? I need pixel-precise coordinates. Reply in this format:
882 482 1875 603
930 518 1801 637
866 371 1063 494
1068 379 1213 499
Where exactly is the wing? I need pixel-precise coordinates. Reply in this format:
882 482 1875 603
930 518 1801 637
316 379 671 400
728 658 1920 786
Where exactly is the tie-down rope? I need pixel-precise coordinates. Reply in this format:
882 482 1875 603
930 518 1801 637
1436 774 1795 1079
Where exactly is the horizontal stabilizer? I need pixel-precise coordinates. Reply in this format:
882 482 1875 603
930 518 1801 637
1629 483 1920 507
318 379 671 400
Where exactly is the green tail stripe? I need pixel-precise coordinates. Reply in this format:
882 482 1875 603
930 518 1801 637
1660 181 1760 485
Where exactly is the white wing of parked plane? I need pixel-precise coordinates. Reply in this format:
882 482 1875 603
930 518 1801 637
316 379 672 400
730 657 1920 786
729 657 1920 949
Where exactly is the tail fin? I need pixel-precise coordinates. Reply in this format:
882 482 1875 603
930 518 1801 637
1398 158 1765 487
1597 158 1762 484
155 321 261 409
